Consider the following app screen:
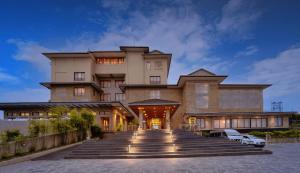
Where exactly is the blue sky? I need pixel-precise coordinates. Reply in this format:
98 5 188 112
1 0 300 118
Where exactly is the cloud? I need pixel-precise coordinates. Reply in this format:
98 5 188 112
247 47 300 98
7 39 53 75
217 0 261 39
234 45 259 57
0 68 19 83
5 0 261 85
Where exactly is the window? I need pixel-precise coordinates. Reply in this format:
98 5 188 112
275 116 283 127
6 112 13 116
100 80 111 88
92 75 95 81
93 89 97 96
20 112 30 117
115 80 124 88
195 83 209 108
150 76 161 84
146 61 151 70
96 58 125 64
100 93 111 101
74 72 85 81
196 118 205 129
150 90 160 99
74 87 85 96
214 120 226 129
32 112 39 116
115 93 125 101
232 119 238 128
251 118 267 128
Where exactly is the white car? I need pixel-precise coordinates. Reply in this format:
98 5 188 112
210 129 243 142
242 135 266 147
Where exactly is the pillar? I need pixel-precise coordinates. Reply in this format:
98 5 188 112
166 109 171 130
138 108 144 130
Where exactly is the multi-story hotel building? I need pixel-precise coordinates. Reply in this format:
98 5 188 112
0 46 294 132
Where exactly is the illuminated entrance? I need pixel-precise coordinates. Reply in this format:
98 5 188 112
150 118 162 129
128 99 180 130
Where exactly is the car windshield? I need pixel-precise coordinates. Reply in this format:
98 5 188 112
248 135 258 139
226 131 241 136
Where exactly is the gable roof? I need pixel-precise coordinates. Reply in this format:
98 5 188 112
188 68 216 76
148 50 164 54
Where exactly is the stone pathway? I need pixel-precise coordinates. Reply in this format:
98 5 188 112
1 143 300 173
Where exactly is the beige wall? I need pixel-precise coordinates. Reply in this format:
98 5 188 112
182 81 219 114
51 57 93 82
219 88 263 112
144 58 168 84
51 85 99 102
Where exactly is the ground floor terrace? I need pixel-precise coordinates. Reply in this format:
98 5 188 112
0 102 295 132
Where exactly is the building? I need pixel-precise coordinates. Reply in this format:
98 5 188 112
0 46 295 132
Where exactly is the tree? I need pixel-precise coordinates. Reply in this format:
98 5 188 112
69 109 85 131
49 106 72 134
80 109 95 139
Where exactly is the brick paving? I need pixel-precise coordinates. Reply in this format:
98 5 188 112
0 143 300 173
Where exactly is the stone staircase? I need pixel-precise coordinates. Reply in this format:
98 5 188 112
64 129 272 159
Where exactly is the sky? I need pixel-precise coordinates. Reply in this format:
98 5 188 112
0 0 300 118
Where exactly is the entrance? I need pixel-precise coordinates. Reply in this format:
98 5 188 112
128 99 180 130
150 118 162 129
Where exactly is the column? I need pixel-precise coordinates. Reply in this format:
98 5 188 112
138 108 144 130
166 109 171 130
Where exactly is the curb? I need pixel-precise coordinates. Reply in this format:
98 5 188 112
0 141 82 167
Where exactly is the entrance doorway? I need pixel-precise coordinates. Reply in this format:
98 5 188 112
101 117 110 131
150 118 162 129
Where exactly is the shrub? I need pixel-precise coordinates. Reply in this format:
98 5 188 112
50 119 73 134
91 125 104 139
29 120 49 137
250 130 300 138
5 129 22 142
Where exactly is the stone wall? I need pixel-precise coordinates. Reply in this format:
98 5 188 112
0 131 85 159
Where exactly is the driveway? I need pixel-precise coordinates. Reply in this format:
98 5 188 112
0 143 299 173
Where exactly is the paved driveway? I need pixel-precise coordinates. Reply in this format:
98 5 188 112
1 143 300 173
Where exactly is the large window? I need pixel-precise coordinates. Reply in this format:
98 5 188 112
74 72 85 81
74 87 85 96
150 90 160 99
115 80 124 88
275 116 283 127
150 76 161 84
115 93 125 101
213 119 230 129
100 80 111 88
251 118 267 128
232 118 250 128
96 58 125 64
195 83 209 108
100 93 111 101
